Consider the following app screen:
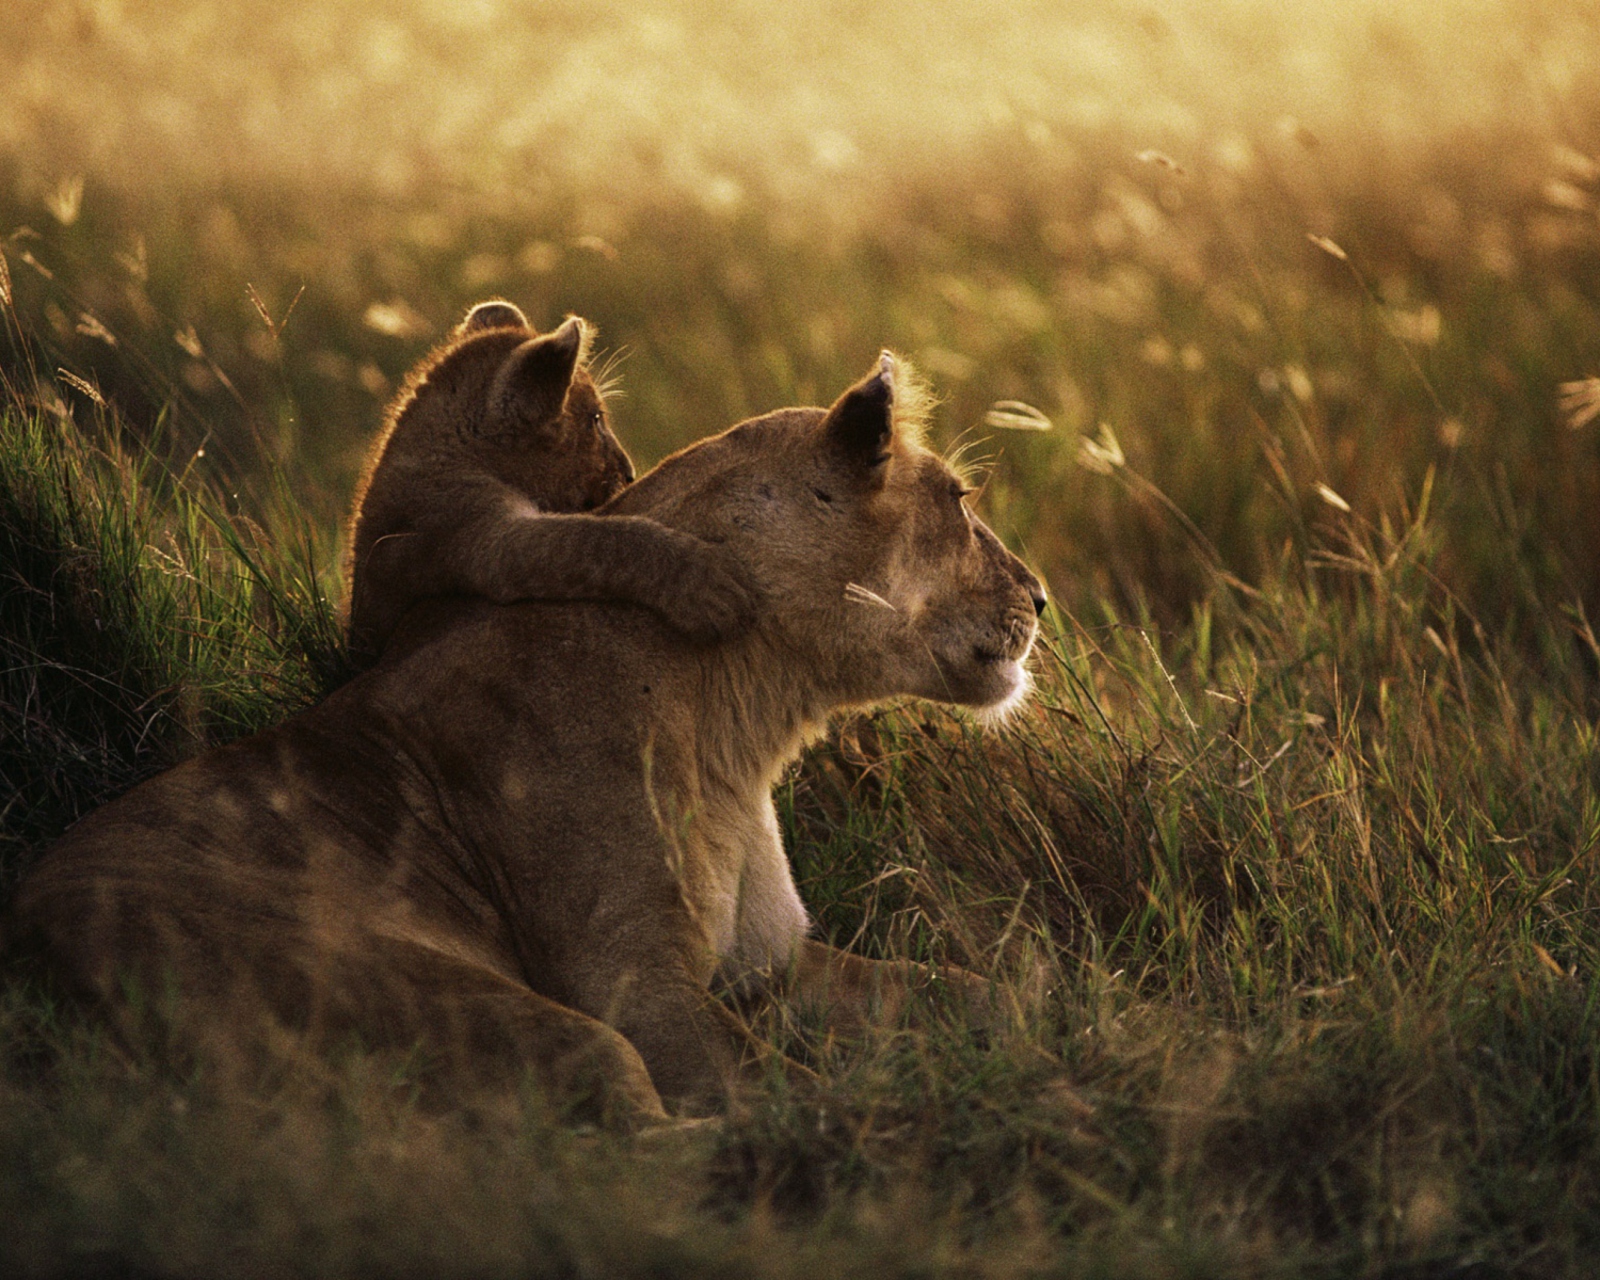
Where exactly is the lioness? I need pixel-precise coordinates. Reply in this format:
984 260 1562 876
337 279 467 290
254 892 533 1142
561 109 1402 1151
344 300 756 664
10 354 1045 1127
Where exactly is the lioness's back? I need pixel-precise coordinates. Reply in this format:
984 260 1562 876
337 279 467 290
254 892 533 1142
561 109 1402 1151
14 595 693 1018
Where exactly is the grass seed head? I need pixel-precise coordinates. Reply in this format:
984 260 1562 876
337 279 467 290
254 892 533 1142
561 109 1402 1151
56 368 105 406
1558 377 1600 430
1077 423 1125 474
983 401 1052 432
1307 233 1348 262
46 175 83 226
1314 483 1351 513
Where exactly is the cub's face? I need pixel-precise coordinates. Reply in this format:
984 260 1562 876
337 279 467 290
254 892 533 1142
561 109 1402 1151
613 355 1045 713
450 305 635 514
485 366 634 513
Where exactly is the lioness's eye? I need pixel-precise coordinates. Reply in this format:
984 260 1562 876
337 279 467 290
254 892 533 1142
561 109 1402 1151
951 481 974 503
591 411 604 432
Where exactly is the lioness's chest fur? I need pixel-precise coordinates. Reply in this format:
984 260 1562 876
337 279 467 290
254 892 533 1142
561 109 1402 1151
374 600 810 988
696 787 808 976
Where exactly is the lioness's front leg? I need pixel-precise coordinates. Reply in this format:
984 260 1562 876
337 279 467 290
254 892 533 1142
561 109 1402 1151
580 957 812 1115
307 936 675 1132
626 982 803 1113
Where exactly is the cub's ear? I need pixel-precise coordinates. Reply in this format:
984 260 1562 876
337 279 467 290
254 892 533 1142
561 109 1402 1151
824 351 896 479
485 316 585 435
457 299 529 335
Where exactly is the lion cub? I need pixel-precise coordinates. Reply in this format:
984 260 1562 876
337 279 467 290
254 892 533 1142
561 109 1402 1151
344 301 755 664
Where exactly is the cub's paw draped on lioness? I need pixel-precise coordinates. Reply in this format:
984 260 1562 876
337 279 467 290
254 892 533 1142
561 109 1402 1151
343 299 758 664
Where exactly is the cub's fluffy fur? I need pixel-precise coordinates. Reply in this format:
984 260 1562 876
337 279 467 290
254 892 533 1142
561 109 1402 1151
344 300 755 664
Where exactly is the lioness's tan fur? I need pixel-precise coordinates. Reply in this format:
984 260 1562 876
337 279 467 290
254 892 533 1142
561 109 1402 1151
344 300 755 664
11 354 1046 1125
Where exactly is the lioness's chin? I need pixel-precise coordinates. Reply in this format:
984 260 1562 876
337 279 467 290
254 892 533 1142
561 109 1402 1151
923 654 1031 718
976 661 1032 724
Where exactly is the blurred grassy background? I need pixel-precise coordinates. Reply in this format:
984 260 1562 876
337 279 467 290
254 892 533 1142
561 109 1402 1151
7 1 1600 1275
5 0 1600 628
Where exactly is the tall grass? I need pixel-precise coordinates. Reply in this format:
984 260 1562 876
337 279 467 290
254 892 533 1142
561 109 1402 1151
5 313 1600 1271
0 352 348 894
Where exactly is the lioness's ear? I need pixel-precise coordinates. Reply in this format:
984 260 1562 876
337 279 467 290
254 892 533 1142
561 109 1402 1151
824 351 896 478
457 299 529 334
485 316 585 434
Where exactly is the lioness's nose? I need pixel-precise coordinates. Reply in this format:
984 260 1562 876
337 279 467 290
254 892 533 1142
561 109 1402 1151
1021 569 1047 616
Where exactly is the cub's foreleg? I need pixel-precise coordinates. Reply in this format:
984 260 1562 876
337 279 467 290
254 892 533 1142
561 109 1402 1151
350 479 757 658
468 504 759 643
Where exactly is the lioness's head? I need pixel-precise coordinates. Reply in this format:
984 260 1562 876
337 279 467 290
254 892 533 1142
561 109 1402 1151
611 355 1046 714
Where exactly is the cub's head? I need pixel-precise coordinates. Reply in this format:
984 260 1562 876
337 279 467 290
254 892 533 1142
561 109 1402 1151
612 355 1046 716
364 300 633 514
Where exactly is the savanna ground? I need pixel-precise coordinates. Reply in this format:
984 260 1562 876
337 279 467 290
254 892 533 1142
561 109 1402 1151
5 0 1600 1274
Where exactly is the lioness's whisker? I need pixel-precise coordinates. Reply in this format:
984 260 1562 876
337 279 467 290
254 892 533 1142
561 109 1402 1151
844 582 897 611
